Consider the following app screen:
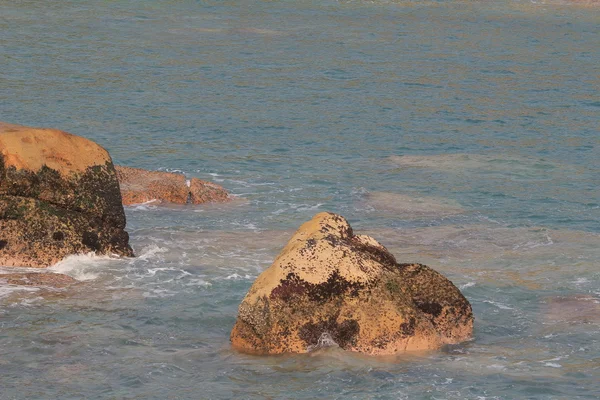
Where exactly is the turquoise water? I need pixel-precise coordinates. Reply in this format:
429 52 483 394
1 0 599 398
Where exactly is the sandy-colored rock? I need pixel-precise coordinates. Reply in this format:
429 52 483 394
0 272 77 288
231 212 473 355
0 122 110 175
0 122 133 268
115 166 229 205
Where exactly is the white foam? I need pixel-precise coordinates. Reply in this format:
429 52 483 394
248 182 276 186
295 203 324 211
48 252 116 281
143 267 181 277
0 283 39 300
6 295 44 307
183 278 212 287
136 245 169 261
161 168 184 174
142 289 175 298
543 362 562 368
541 356 565 362
483 300 514 310
460 282 476 290
127 199 160 210
307 332 339 352
228 221 260 231
224 273 254 280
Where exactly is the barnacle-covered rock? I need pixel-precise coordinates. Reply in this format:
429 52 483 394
0 122 133 268
231 212 473 355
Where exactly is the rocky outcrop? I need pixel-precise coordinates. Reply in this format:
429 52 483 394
115 166 229 205
231 212 473 355
0 122 133 268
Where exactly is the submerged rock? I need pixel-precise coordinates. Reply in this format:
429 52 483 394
0 122 133 268
553 0 599 5
0 272 77 288
231 212 473 355
364 191 464 218
542 295 600 325
115 166 230 206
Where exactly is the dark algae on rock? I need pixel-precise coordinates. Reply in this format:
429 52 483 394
231 212 473 355
0 122 133 268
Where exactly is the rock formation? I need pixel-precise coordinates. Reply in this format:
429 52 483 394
115 166 229 205
0 122 133 268
231 212 473 355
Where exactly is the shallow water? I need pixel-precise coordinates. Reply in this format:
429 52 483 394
1 0 599 398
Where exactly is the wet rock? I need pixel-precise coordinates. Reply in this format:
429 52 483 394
230 212 473 355
115 166 230 205
0 272 77 288
0 122 133 268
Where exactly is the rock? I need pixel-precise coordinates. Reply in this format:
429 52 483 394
0 122 133 268
115 166 230 205
0 272 77 288
231 212 473 355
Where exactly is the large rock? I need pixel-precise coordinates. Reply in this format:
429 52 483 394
0 122 133 268
115 166 230 205
231 212 473 355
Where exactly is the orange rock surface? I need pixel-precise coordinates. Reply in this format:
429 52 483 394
0 122 110 176
115 166 230 205
231 212 473 355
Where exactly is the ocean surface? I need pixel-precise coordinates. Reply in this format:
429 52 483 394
1 0 599 398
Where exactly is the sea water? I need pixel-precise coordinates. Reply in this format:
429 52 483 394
1 0 599 398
